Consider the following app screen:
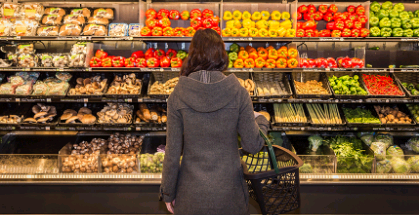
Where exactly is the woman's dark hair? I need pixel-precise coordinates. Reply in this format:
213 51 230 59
180 29 228 76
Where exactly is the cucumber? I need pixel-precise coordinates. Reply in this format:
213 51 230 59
399 65 419 68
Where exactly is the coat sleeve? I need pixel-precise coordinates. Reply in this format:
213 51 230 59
160 96 183 203
237 91 268 154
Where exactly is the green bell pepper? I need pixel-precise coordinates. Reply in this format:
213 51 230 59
381 1 393 10
381 27 393 37
403 29 414 37
176 50 187 60
228 60 233 68
392 28 403 37
389 10 400 19
393 3 405 12
370 16 380 27
370 26 381 37
411 18 419 29
399 11 410 21
379 17 391 28
228 52 238 61
370 2 381 13
229 43 239 53
415 10 419 18
408 11 414 19
378 9 389 20
391 17 402 28
414 28 419 37
402 19 413 29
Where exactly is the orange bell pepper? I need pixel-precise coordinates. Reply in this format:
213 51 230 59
255 57 266 68
238 50 249 60
231 28 240 37
288 48 298 58
266 46 275 50
258 28 269 37
276 58 287 68
245 46 255 53
287 58 299 68
258 49 268 60
240 47 245 51
233 59 244 68
248 28 259 37
266 59 276 68
244 58 255 68
277 47 288 58
248 51 258 60
257 47 265 51
268 49 278 60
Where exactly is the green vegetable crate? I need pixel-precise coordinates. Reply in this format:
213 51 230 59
326 72 371 99
305 103 347 126
253 73 293 99
360 72 406 98
342 104 382 126
291 72 332 99
394 72 419 98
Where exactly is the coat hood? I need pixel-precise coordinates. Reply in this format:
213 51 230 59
175 71 241 113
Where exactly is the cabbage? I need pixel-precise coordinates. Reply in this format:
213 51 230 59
370 142 388 160
386 145 404 157
405 137 419 153
390 158 410 173
407 156 419 173
374 134 393 148
376 159 392 173
360 134 375 146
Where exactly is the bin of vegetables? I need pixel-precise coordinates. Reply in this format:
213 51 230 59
292 72 332 99
342 104 381 125
361 73 405 97
406 104 419 123
394 72 419 97
374 105 415 125
327 73 369 99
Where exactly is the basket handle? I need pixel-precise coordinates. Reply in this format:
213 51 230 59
259 129 279 174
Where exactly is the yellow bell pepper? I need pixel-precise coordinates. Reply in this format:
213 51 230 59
271 10 281 21
242 11 251 20
281 12 291 20
268 20 280 30
233 20 242 28
256 20 268 29
280 20 292 29
251 11 261 21
223 11 233 21
231 28 240 37
232 10 242 20
277 27 287 37
258 28 269 37
242 19 253 28
234 59 244 68
268 29 277 37
222 28 231 37
239 28 249 37
248 28 259 37
226 20 235 29
261 11 270 20
285 29 296 37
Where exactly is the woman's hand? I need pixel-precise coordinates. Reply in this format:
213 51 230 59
165 199 175 214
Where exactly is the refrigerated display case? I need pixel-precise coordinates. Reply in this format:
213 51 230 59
0 0 418 214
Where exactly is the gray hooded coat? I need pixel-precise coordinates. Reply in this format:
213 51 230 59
161 71 269 215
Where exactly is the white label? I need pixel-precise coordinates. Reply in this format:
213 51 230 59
46 98 51 103
136 127 141 131
83 98 88 103
126 98 132 103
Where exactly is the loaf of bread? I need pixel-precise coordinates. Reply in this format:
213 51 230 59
21 3 44 20
59 24 82 36
42 14 63 25
70 8 91 18
1 3 19 18
11 19 38 36
37 26 59 36
87 17 109 25
44 7 66 16
63 15 86 25
93 8 114 19
82 24 107 36
0 19 12 36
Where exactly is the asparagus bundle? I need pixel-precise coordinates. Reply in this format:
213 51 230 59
274 103 307 123
307 104 342 124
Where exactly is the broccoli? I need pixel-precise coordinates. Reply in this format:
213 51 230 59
308 135 323 152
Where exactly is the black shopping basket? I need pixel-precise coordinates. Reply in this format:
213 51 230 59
239 130 303 215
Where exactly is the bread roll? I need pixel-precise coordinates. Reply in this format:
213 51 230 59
64 15 85 25
70 8 91 18
44 7 66 16
87 17 109 25
42 14 63 25
37 26 59 36
81 114 96 124
82 24 107 36
59 24 82 36
93 8 114 19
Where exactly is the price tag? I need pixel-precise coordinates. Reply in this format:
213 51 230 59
301 127 305 131
163 127 166 130
386 99 389 103
56 68 64 71
15 98 20 102
83 98 88 103
138 98 143 102
46 126 50 131
308 99 313 103
358 99 363 103
325 68 330 71
46 98 51 103
22 68 30 71
335 99 339 103
126 98 132 103
389 68 394 73
328 127 332 131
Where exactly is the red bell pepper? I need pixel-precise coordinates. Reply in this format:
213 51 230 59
347 5 356 14
313 12 323 21
140 27 152 36
89 57 102 67
190 9 201 19
326 21 335 30
360 28 369 37
323 12 333 22
355 5 365 15
318 5 328 14
183 27 196 36
342 28 351 37
181 10 190 20
131 50 144 59
351 58 364 68
297 12 302 20
304 12 313 21
328 4 338 13
166 49 177 59
95 49 108 59
300 58 310 68
341 56 352 68
211 26 221 35
163 27 173 36
342 12 351 20
151 27 163 36
202 9 213 19
297 22 303 30
211 16 219 27
334 21 344 31
307 4 316 13
319 29 331 37
196 27 206 31
158 18 171 28
327 57 337 68
154 49 165 59
331 30 341 37
336 57 343 67
147 57 159 67
135 58 147 67
157 9 169 19
146 18 157 28
351 29 360 37
170 57 182 68
344 20 354 29
303 20 317 30
101 57 112 67
296 29 305 37
173 27 184 36
353 21 362 30
160 56 170 67
358 15 368 24
316 58 328 68
169 10 180 20
125 57 136 67
298 5 308 14
333 12 343 21
146 9 157 19
202 18 214 28
305 29 315 37
145 48 155 59
348 14 358 22
112 56 125 67
190 17 202 29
